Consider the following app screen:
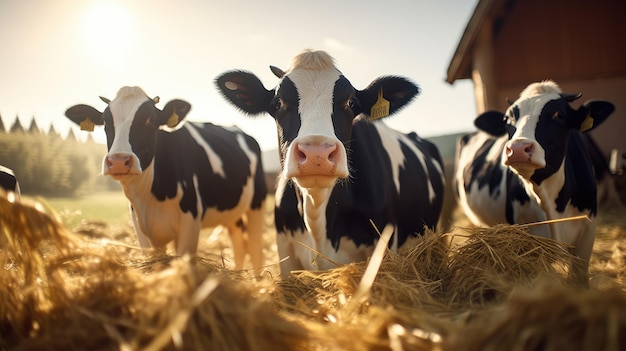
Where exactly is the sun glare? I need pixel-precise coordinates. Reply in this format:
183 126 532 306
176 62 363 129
80 1 136 67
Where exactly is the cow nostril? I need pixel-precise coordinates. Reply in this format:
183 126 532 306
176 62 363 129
506 146 513 158
328 147 339 164
525 143 534 155
295 145 307 164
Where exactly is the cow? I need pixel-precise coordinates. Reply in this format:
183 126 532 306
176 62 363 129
216 49 445 277
0 164 20 199
453 80 614 285
65 86 267 272
582 133 623 207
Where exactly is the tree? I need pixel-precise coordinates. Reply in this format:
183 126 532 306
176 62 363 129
9 116 25 133
27 117 42 134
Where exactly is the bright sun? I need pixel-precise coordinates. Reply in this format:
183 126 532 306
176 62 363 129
80 1 136 67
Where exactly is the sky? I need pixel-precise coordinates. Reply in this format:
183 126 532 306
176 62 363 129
0 0 479 151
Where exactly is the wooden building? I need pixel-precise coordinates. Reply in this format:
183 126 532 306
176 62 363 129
446 0 626 166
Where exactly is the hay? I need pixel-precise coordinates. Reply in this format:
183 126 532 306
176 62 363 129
0 195 310 350
446 279 626 351
2 194 626 350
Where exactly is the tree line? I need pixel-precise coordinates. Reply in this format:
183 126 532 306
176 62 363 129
0 116 117 197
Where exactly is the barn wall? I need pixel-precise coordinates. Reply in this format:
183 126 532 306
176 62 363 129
468 0 626 156
492 0 626 87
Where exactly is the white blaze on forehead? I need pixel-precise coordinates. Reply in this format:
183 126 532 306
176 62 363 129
288 68 341 138
107 86 151 155
508 81 563 141
284 49 342 139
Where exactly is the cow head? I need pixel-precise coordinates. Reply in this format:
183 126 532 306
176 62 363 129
216 49 418 190
474 81 614 181
65 86 191 180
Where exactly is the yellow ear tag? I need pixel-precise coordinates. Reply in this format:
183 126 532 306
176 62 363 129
80 118 95 131
370 87 390 120
580 111 594 132
167 110 180 128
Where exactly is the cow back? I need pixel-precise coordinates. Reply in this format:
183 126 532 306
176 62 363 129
152 122 266 218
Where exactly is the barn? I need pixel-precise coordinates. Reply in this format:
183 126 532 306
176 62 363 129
445 0 626 200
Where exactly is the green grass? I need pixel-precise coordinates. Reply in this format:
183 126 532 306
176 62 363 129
36 191 130 228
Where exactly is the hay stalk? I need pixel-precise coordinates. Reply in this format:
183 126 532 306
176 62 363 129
346 224 394 313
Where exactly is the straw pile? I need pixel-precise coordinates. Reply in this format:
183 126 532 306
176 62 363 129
2 193 626 350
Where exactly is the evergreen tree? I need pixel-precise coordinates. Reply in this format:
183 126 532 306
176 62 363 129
0 124 116 196
28 117 42 134
48 123 62 140
10 116 25 133
66 127 77 141
0 114 5 133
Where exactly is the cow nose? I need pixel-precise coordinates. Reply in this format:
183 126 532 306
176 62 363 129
105 154 134 175
294 142 341 176
505 141 535 164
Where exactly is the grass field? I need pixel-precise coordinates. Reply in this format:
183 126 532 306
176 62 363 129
36 191 130 228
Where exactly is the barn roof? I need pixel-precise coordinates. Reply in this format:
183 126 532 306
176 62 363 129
446 0 504 84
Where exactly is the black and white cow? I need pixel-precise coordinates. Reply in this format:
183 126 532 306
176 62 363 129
216 49 445 277
454 80 614 284
0 164 20 199
65 86 267 271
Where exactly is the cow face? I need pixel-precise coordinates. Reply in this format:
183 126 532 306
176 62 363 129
216 49 418 189
474 81 614 181
65 86 191 180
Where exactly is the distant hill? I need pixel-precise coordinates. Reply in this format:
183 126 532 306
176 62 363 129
425 132 467 160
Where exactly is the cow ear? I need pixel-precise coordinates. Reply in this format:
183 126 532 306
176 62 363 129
574 100 615 133
64 104 104 132
355 76 419 120
158 99 191 128
215 70 275 116
474 110 507 136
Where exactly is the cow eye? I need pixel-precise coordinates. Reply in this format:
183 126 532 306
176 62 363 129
504 114 514 125
552 111 561 120
345 97 359 110
345 98 354 109
272 97 285 111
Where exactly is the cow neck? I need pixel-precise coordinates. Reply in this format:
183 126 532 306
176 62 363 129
118 163 155 207
299 186 333 242
527 160 566 222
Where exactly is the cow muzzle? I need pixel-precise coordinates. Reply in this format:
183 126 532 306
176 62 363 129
103 153 142 178
504 140 545 176
284 136 349 187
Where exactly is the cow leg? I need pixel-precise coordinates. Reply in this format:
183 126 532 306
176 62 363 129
245 206 265 274
175 220 200 257
570 228 595 286
228 220 246 270
277 231 304 278
130 205 152 248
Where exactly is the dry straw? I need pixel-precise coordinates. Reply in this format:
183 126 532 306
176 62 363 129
2 193 626 350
